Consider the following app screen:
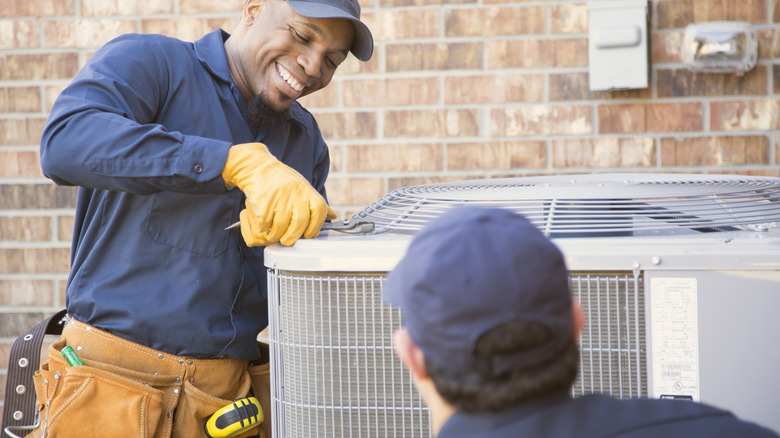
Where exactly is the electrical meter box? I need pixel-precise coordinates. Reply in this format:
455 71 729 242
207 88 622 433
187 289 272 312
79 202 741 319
588 0 649 91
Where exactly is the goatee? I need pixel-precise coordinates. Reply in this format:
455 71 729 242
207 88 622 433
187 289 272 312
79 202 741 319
247 93 288 134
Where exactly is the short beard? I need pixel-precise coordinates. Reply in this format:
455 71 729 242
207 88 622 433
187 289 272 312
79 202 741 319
247 92 289 134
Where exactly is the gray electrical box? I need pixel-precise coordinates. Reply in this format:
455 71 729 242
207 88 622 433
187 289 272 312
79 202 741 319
588 0 649 91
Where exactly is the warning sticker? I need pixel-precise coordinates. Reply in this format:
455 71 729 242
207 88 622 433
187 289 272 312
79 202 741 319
649 278 700 402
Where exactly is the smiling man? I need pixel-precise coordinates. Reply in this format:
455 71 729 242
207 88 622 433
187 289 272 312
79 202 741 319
32 0 372 437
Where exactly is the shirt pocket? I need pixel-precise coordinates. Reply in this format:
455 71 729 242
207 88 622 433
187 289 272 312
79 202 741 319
147 191 238 257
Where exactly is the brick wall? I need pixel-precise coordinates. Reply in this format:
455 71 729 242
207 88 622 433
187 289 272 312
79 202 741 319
2 0 780 416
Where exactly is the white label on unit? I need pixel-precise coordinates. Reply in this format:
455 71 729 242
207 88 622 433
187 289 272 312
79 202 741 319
649 278 700 402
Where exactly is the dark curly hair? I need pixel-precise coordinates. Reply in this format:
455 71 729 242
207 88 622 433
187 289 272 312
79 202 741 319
424 320 579 413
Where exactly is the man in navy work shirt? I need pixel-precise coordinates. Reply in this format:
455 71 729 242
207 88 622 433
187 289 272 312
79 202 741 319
384 206 778 438
33 0 373 436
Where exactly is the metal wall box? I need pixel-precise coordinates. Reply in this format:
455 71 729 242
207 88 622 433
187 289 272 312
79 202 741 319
682 21 757 74
588 0 649 91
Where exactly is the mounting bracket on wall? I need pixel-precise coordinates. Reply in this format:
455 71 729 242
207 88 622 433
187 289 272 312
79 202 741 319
588 0 649 91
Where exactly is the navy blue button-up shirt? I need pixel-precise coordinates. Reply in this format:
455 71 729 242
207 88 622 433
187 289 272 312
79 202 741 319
40 29 331 360
438 394 779 437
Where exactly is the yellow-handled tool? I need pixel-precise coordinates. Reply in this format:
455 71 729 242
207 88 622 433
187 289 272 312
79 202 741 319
204 397 263 438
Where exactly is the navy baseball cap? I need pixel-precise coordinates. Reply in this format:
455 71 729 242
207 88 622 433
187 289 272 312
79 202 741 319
287 0 374 61
383 206 573 376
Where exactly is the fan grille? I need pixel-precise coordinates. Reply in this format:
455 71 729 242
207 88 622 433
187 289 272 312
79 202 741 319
268 270 646 437
356 174 780 236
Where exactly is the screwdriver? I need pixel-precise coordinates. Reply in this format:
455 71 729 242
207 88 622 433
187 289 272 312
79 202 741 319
204 397 263 438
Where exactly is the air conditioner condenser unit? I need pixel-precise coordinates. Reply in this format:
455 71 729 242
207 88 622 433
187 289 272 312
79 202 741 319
264 173 780 437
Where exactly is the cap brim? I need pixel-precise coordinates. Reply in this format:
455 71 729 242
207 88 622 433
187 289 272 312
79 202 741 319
287 0 374 61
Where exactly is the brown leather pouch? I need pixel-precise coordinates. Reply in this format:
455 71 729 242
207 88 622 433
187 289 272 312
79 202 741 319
248 362 271 438
28 339 164 438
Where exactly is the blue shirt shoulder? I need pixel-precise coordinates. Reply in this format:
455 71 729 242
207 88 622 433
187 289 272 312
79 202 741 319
440 394 779 438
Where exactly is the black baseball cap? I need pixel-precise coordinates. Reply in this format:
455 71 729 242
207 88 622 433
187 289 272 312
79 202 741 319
287 0 374 61
383 206 573 375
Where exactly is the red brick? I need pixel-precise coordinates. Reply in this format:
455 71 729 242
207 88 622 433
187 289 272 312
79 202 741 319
656 67 767 97
777 134 780 164
775 0 780 21
552 138 655 168
343 77 439 107
385 109 478 138
44 85 67 113
346 143 443 172
81 0 174 15
0 185 77 210
483 0 538 4
0 150 43 178
0 87 41 113
647 103 702 132
0 118 47 146
651 31 683 63
487 39 588 69
297 82 339 108
598 104 646 133
336 53 380 75
180 0 243 13
327 144 344 173
1 342 10 368
386 42 482 72
491 105 591 136
363 9 439 40
58 215 75 242
598 103 702 133
660 135 769 166
444 74 543 104
0 312 51 338
0 20 40 50
446 141 546 170
0 216 51 241
657 0 766 29
142 18 237 42
324 177 385 206
0 53 79 81
710 100 780 131
0 0 73 17
758 29 780 59
379 0 473 7
58 279 68 306
550 3 587 34
0 248 71 275
311 111 376 139
549 73 650 101
43 19 135 49
656 1 692 29
0 279 55 306
445 6 544 37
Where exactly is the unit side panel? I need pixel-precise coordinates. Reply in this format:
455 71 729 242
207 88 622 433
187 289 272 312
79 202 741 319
645 270 780 435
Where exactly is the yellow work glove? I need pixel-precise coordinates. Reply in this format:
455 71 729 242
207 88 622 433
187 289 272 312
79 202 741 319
222 142 336 247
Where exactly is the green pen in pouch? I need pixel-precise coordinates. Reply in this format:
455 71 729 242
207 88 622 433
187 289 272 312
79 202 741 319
62 345 84 367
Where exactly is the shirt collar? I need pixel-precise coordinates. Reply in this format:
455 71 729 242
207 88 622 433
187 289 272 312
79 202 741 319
438 393 570 437
194 29 233 84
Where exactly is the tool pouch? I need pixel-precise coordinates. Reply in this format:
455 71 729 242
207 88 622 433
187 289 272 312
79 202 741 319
248 362 271 438
172 372 257 438
26 338 165 437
